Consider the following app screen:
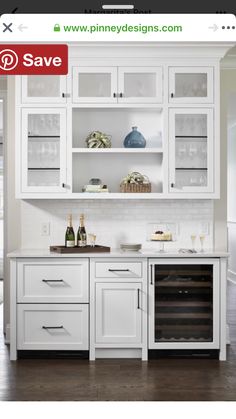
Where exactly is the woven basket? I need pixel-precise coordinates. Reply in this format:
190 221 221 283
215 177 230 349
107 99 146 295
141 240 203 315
120 182 151 193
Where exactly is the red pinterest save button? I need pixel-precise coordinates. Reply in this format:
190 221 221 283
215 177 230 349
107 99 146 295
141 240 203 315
0 44 68 75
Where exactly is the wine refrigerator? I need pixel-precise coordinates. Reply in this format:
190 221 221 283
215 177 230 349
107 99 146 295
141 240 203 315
149 259 220 349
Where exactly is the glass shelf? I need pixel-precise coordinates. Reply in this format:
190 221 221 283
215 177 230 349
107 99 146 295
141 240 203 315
28 168 60 170
175 168 208 171
28 135 60 139
175 136 207 139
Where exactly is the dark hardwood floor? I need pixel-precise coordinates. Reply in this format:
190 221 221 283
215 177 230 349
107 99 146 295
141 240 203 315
1 281 236 401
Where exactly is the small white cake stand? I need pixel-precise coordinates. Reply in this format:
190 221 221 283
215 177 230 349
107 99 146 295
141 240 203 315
150 240 173 253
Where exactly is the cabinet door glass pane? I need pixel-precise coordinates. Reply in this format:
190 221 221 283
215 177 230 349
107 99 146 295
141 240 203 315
154 264 213 342
27 114 60 187
175 114 208 188
78 73 111 97
124 73 156 97
175 73 208 98
27 76 61 98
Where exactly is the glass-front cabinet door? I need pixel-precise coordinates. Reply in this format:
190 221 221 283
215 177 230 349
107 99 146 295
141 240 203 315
72 67 117 103
21 76 67 103
169 67 214 103
21 108 67 193
118 67 162 103
169 108 214 193
149 259 219 349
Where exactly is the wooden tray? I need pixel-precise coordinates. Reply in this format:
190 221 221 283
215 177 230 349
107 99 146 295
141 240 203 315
50 245 110 254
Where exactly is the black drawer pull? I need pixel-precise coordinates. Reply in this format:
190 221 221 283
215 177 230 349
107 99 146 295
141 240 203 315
108 269 130 272
137 288 140 309
42 326 64 330
42 279 64 283
150 265 153 285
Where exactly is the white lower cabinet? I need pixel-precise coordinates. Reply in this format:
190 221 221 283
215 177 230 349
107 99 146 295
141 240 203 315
90 258 148 360
95 282 142 344
11 258 89 359
17 304 88 350
10 255 227 361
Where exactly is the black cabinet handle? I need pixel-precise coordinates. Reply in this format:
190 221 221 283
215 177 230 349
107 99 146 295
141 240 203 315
171 93 174 98
42 326 64 330
42 279 64 283
62 183 66 188
150 265 153 285
119 93 123 98
108 269 130 272
113 93 117 98
137 288 140 309
171 183 175 188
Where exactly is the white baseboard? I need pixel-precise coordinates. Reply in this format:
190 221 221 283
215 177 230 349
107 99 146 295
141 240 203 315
95 348 142 358
228 269 236 284
227 324 230 345
5 324 10 344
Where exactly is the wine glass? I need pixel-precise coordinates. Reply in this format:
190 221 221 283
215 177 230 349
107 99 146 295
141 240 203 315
199 234 205 253
191 234 197 251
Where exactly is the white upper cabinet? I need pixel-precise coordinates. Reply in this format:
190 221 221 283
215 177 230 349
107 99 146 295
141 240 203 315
72 67 118 103
169 108 214 193
15 43 226 199
21 108 68 194
21 76 67 104
118 67 163 103
72 66 163 104
169 67 214 103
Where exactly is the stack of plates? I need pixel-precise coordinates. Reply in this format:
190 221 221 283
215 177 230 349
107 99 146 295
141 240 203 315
120 243 142 252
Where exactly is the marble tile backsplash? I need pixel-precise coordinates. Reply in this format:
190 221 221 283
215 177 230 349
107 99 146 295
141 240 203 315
21 200 214 251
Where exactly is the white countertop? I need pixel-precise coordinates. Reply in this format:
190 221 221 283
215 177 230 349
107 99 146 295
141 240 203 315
7 249 229 258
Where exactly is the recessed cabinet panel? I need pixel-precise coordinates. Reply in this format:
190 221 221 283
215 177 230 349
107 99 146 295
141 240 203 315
72 67 117 103
95 282 142 344
17 304 89 350
17 260 89 303
169 67 214 103
21 76 67 103
118 67 163 103
169 109 214 193
21 108 67 193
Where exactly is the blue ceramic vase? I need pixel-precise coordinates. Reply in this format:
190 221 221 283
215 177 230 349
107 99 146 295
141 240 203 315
123 126 146 148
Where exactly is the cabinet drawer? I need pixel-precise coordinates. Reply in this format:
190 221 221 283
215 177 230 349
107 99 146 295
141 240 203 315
17 260 89 303
95 261 143 278
17 304 89 350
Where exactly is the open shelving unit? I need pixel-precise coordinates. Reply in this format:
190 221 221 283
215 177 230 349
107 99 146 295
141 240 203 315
71 106 164 196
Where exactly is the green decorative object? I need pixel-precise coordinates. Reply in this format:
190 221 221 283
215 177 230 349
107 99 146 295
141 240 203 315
121 171 150 185
86 131 112 148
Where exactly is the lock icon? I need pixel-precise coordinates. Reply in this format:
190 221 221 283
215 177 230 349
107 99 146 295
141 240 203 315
54 24 61 32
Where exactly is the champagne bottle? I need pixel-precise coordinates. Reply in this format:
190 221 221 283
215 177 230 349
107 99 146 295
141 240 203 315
65 214 75 248
77 214 87 247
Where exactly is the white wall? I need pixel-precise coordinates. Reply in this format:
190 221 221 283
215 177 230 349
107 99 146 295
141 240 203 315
21 199 214 252
4 77 21 331
226 70 236 281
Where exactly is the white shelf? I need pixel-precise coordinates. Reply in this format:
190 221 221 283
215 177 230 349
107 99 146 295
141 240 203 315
72 148 163 154
68 193 165 200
